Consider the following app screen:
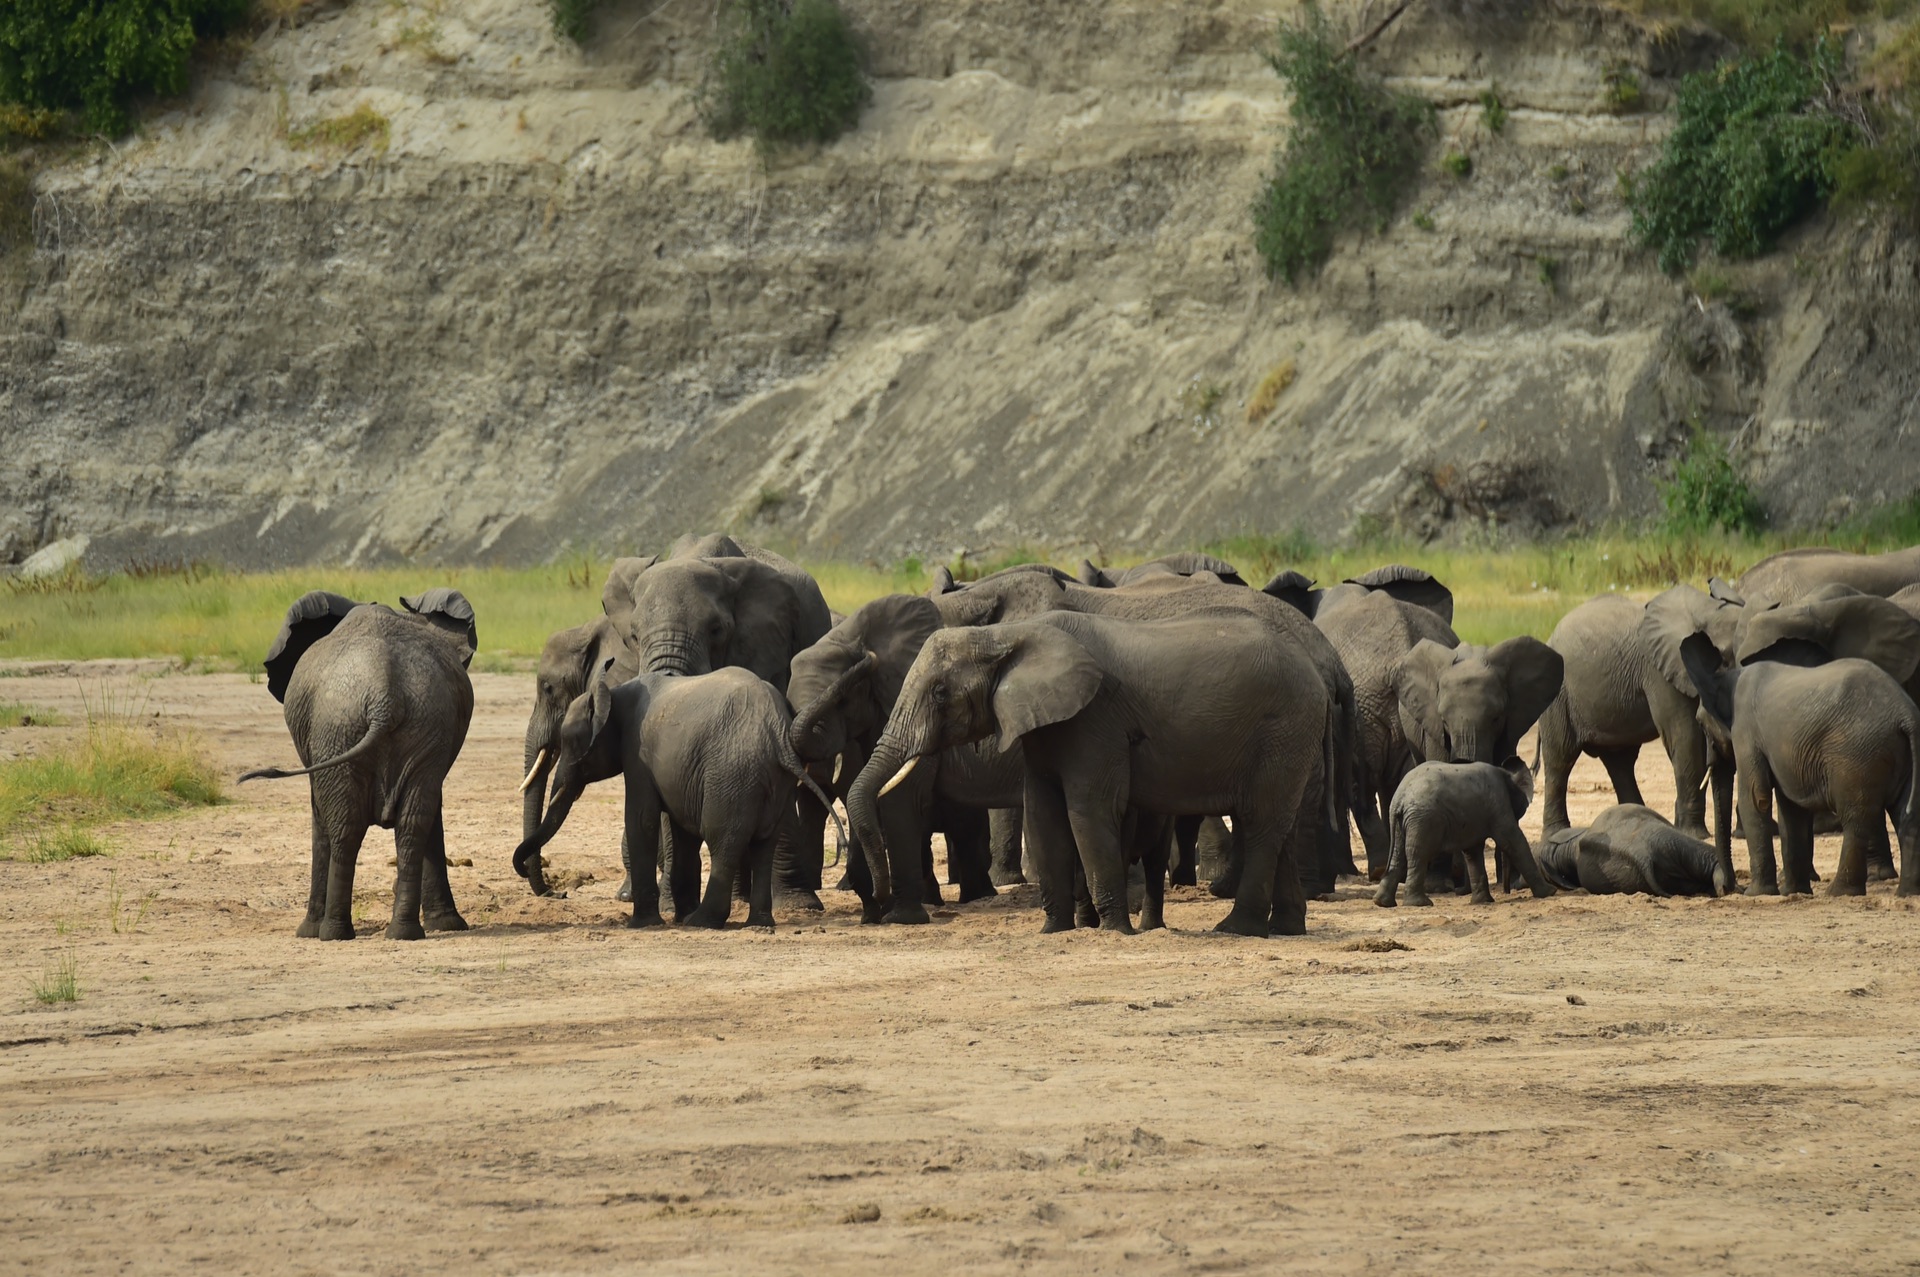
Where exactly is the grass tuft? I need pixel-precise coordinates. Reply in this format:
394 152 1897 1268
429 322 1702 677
0 701 63 728
287 103 391 155
25 827 110 862
1246 360 1298 423
31 950 79 1005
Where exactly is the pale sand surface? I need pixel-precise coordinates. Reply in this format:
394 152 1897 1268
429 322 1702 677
2 669 1916 1274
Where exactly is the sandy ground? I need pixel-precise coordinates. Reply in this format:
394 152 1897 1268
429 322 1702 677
2 665 1918 1275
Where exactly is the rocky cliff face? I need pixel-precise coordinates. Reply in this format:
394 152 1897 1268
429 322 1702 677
2 0 1916 570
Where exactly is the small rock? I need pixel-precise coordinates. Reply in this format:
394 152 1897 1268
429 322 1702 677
1566 994 1586 1006
842 1203 881 1224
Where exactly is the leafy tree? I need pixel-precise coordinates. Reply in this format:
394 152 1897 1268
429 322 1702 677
0 0 248 134
702 0 870 150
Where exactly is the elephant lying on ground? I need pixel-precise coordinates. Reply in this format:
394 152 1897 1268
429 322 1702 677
1536 586 1743 839
850 610 1334 937
242 590 478 941
513 663 841 929
1374 758 1554 907
1682 635 1920 897
1535 804 1732 896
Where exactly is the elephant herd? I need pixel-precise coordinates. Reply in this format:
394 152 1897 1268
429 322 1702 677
240 536 1920 941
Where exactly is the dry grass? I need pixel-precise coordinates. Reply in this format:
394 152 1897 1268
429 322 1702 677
0 701 63 728
1245 359 1298 423
30 950 79 1005
288 104 391 155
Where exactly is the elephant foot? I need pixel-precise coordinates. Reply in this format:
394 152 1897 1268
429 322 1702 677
1139 912 1166 931
1168 867 1197 887
295 914 323 938
1040 914 1076 934
384 919 427 941
745 911 776 930
956 883 998 904
1270 907 1307 937
884 903 932 926
318 918 356 941
1867 859 1898 883
1826 877 1867 898
1470 890 1495 906
1745 881 1779 898
1373 888 1397 908
685 907 729 930
1099 916 1137 936
920 882 945 906
423 911 469 932
989 869 1027 887
1529 882 1558 900
777 889 826 913
1897 882 1918 898
1213 908 1270 938
627 910 666 929
859 900 888 925
1402 891 1434 908
615 875 634 903
1208 873 1240 900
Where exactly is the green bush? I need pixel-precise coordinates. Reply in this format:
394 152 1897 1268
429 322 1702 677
1628 39 1858 272
1251 2 1434 285
1659 425 1764 536
0 0 249 134
702 0 870 151
549 0 594 44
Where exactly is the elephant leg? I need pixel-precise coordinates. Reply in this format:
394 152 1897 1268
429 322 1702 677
626 784 666 928
1215 814 1292 937
385 800 433 941
1739 760 1780 896
1170 815 1201 887
1538 699 1579 835
1599 748 1645 808
774 786 829 912
1776 796 1815 897
421 810 467 932
688 834 745 929
1829 811 1873 897
1403 836 1436 909
1353 785 1390 884
298 813 330 938
1209 820 1243 900
615 826 635 904
1064 785 1133 935
1024 779 1079 933
319 809 367 941
1463 841 1493 905
1663 720 1711 841
1709 752 1738 892
919 834 943 906
1865 820 1897 882
744 831 777 929
1139 820 1169 932
668 821 702 923
1072 862 1098 930
1267 811 1311 937
1895 801 1920 898
989 807 1026 886
879 792 934 926
947 806 997 904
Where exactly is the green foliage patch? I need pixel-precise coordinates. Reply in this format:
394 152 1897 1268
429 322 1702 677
1628 39 1858 272
1251 2 1434 284
702 0 870 151
549 0 594 44
0 0 249 135
1658 425 1765 536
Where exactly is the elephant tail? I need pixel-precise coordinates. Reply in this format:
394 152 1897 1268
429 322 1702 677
779 735 848 864
238 719 385 785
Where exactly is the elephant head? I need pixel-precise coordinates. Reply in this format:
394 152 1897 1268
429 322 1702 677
787 594 942 770
1638 583 1745 701
617 555 816 688
263 591 364 703
847 623 1101 902
599 555 661 629
1735 591 1920 697
513 658 624 897
1394 637 1564 764
520 616 631 844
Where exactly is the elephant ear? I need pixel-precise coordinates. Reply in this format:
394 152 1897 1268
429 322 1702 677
1485 635 1564 739
600 555 659 623
990 623 1102 753
1679 632 1736 730
587 656 618 746
1740 594 1920 685
401 589 479 666
1502 755 1534 819
1347 564 1453 625
1639 584 1737 697
928 564 959 595
1392 640 1457 762
1707 576 1745 605
1135 551 1245 586
1888 584 1920 624
264 591 363 704
853 594 944 713
1076 559 1117 588
1259 570 1320 618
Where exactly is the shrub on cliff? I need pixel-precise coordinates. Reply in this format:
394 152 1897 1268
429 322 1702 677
701 0 870 150
0 0 247 134
1628 38 1859 272
1251 3 1435 285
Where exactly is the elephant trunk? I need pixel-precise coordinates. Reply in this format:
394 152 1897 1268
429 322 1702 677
512 762 585 897
521 720 557 845
640 634 703 676
1451 725 1484 764
789 651 876 759
848 730 917 905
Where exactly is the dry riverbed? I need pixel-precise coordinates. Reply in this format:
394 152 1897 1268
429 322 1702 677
2 668 1917 1275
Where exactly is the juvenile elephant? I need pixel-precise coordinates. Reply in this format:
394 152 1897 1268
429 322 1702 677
241 590 478 941
520 616 637 849
1536 586 1743 838
1682 635 1920 897
848 610 1334 937
787 594 1011 921
512 663 841 929
1536 804 1732 897
1314 589 1459 875
1374 758 1554 907
1394 636 1563 767
1729 545 1920 608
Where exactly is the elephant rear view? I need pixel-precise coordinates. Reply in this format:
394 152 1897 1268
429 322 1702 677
241 590 478 941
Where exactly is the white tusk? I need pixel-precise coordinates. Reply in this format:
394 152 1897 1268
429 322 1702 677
518 749 549 794
833 755 843 785
878 755 920 796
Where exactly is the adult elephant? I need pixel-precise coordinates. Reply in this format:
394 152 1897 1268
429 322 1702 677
1261 564 1455 625
1536 586 1743 838
1075 552 1247 588
1726 545 1920 608
1736 588 1920 704
240 590 478 940
924 569 1357 897
849 611 1334 936
1312 589 1460 876
610 539 834 908
787 594 1012 922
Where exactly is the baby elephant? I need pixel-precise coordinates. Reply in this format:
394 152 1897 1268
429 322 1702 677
512 663 841 929
1376 758 1555 907
1536 804 1734 897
